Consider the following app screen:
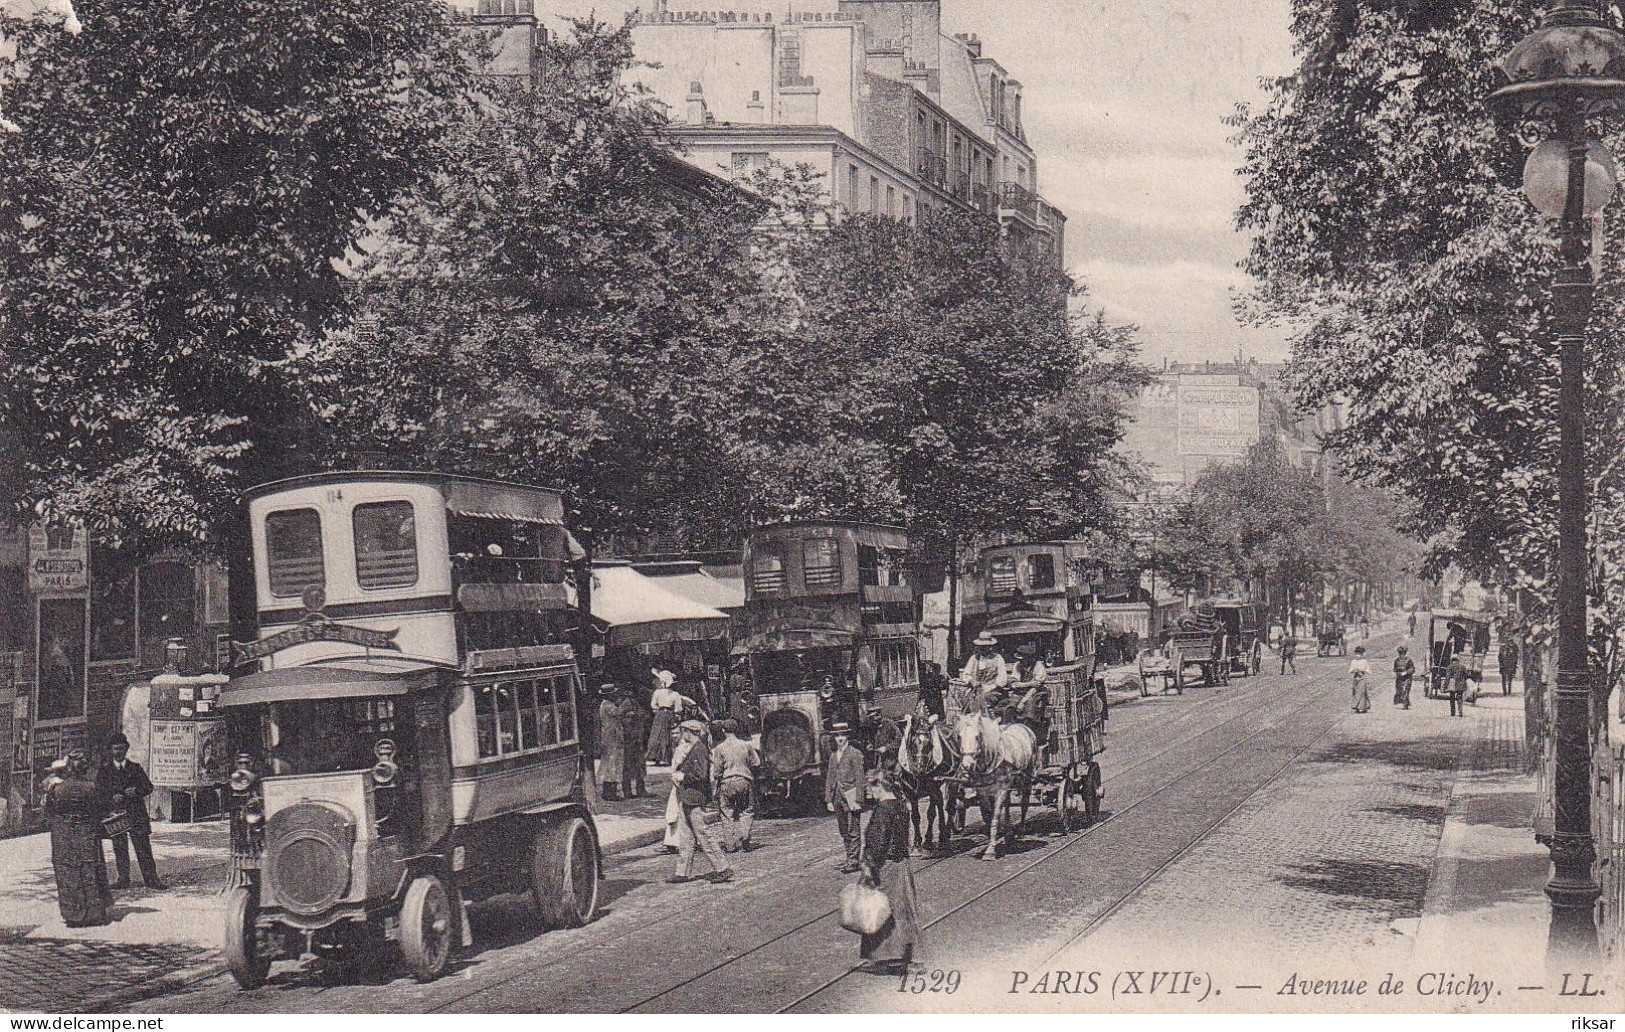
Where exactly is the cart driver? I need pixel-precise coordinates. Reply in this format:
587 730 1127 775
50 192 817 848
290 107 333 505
959 633 1009 710
1006 643 1050 733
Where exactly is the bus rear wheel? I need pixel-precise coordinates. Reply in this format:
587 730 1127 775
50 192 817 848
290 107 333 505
532 817 600 930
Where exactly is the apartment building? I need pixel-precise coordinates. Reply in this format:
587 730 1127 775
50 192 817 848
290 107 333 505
485 0 1067 262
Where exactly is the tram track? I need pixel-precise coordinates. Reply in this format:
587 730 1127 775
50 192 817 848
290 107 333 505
622 657 1358 1013
152 646 1374 1015
406 658 1346 1014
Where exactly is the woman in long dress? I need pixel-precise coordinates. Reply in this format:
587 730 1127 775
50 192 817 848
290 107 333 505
1349 646 1372 714
45 750 110 927
859 767 920 974
597 685 625 801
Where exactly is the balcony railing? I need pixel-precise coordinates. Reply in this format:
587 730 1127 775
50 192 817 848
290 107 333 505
999 181 1038 220
916 151 947 187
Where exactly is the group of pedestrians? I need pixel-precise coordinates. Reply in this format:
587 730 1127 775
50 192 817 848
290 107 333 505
1345 618 1521 717
42 732 167 928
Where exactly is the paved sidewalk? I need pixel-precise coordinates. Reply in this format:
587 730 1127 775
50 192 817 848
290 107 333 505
0 774 669 1013
1055 670 1585 1011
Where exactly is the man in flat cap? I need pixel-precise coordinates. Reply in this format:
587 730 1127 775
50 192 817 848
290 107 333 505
669 720 732 884
97 731 165 890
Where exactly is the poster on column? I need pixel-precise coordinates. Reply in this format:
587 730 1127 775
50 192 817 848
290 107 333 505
147 718 199 788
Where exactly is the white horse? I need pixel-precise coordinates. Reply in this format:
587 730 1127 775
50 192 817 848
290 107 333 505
955 712 1036 861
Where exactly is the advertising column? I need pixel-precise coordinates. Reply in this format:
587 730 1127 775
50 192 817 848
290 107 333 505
148 672 229 820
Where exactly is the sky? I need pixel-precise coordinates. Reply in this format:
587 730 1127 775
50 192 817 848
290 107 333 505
499 0 1302 364
932 1 1301 364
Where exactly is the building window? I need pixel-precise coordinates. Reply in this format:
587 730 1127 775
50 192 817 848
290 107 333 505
870 175 880 213
353 501 418 590
848 164 859 209
904 196 914 223
803 537 842 589
138 561 195 670
36 597 86 721
265 508 324 599
886 185 896 217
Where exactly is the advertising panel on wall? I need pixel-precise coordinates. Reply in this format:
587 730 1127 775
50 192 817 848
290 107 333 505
1177 383 1261 457
27 523 88 593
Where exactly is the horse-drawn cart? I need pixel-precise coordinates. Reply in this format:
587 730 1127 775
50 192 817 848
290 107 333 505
1028 661 1107 832
1163 627 1229 689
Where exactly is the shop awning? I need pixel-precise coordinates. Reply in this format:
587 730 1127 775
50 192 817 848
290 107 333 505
591 564 731 647
219 665 444 708
647 571 744 612
985 613 1069 637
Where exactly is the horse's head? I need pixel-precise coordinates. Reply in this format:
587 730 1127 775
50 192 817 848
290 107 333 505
956 712 985 771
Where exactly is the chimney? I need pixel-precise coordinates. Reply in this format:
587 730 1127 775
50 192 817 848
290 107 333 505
686 81 708 124
746 89 766 123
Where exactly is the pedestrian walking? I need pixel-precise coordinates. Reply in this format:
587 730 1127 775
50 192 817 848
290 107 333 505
1498 639 1519 696
1360 617 1371 640
1279 634 1297 675
1445 655 1469 717
1349 646 1371 713
825 721 866 873
646 676 696 767
46 751 111 926
711 720 760 852
96 732 164 890
669 720 732 884
1392 646 1415 709
857 767 920 976
1408 610 1417 637
861 704 902 771
596 685 627 801
618 689 647 798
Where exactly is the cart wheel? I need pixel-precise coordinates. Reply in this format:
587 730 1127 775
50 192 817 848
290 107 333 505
223 885 270 989
1057 774 1076 834
532 816 600 930
400 875 454 983
1084 761 1102 822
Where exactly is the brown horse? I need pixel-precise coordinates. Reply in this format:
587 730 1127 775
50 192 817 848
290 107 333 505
896 713 959 853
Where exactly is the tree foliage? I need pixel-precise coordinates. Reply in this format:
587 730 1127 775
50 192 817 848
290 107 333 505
0 0 472 548
1229 1 1599 592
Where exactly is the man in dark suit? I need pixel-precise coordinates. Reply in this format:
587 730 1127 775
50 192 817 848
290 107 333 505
824 721 866 873
96 732 166 890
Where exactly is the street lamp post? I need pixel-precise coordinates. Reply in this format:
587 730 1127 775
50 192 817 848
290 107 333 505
1488 0 1625 963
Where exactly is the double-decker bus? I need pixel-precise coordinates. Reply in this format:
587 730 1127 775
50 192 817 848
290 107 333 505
219 472 599 987
739 520 920 804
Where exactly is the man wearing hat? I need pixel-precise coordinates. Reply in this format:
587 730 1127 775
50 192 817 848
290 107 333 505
669 720 732 883
1006 642 1050 731
824 721 866 873
861 704 902 773
959 633 1009 709
1393 645 1416 710
96 731 165 890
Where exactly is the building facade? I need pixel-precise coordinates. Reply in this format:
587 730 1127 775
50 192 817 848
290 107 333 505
0 524 227 834
484 0 1066 260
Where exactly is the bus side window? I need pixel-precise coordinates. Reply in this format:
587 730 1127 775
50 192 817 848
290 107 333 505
266 508 325 598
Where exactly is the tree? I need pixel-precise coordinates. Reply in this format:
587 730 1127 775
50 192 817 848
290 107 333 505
0 0 473 550
311 17 773 555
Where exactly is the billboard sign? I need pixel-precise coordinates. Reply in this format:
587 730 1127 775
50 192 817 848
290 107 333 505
1177 384 1260 457
28 522 87 593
